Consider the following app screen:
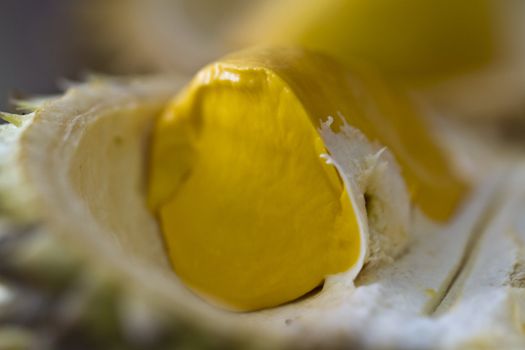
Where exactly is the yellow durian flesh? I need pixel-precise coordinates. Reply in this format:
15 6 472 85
148 47 469 312
149 60 361 312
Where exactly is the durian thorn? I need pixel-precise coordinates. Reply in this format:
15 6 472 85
57 77 83 91
85 72 114 83
10 97 53 113
0 112 31 127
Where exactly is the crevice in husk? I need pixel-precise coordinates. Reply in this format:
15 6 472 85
427 177 507 315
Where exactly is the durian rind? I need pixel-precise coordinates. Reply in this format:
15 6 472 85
0 112 37 221
0 75 524 349
319 115 410 269
0 77 281 349
0 73 408 346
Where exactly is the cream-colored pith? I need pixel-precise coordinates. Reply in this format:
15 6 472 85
1 77 525 349
0 112 37 220
319 114 410 270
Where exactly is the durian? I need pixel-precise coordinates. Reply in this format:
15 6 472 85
147 47 467 311
0 48 525 350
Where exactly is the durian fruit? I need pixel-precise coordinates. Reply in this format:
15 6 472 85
1 48 525 349
147 47 467 311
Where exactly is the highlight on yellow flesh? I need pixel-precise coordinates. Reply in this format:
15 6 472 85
149 63 362 312
236 0 495 82
148 47 469 312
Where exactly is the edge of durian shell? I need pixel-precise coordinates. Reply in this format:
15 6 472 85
0 110 39 222
318 114 411 276
0 75 294 349
0 75 172 222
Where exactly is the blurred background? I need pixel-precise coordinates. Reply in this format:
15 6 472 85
0 0 256 110
0 0 86 110
0 0 524 124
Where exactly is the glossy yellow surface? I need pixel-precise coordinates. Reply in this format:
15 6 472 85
241 0 495 81
221 47 469 221
149 53 361 311
148 47 468 311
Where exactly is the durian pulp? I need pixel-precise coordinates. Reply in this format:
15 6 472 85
150 68 360 312
148 48 468 312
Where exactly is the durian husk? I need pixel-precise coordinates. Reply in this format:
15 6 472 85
1 76 525 349
0 77 277 349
